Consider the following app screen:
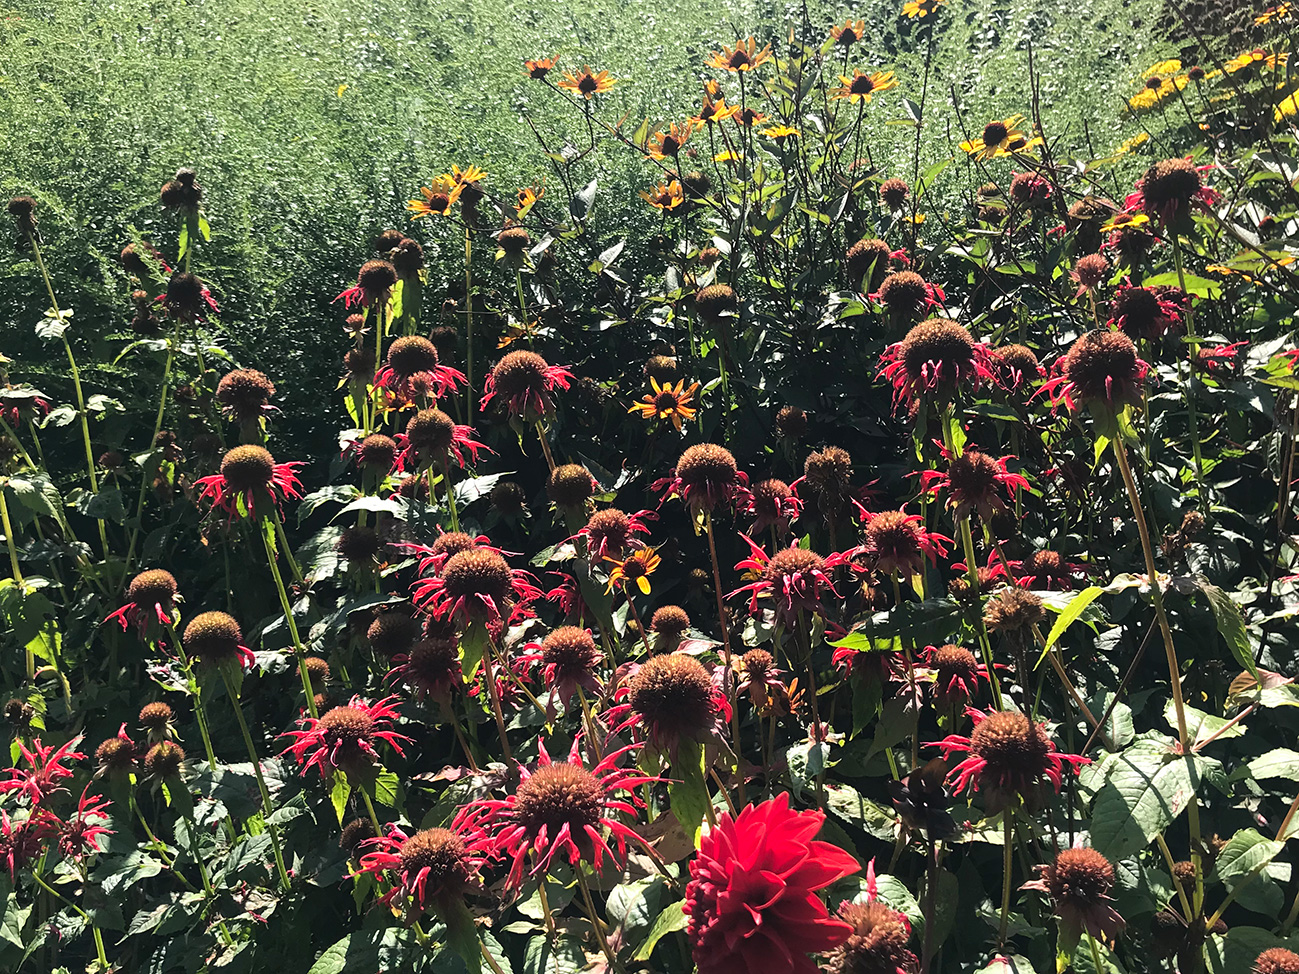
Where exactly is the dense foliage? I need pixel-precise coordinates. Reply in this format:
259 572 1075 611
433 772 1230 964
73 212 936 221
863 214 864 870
4 3 1299 974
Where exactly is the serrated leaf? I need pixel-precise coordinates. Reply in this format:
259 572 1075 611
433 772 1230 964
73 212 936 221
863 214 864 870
634 901 686 961
1216 828 1283 886
1197 579 1260 682
1089 744 1201 860
823 782 897 840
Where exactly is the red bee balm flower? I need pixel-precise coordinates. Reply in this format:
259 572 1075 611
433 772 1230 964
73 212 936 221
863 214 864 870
335 259 398 309
355 821 488 918
607 653 731 756
521 626 604 712
1041 330 1149 413
1125 157 1220 228
195 445 304 521
1021 847 1125 942
411 548 543 629
731 537 846 626
918 446 1029 523
58 788 113 859
0 736 85 804
654 443 751 517
480 350 574 421
376 336 466 403
572 507 655 561
858 509 952 577
107 568 178 633
397 408 489 471
684 793 860 974
281 696 410 779
878 319 995 412
459 739 656 889
932 708 1089 810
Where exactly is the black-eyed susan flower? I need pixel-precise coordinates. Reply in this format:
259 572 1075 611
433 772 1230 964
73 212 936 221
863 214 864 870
640 179 685 211
1256 3 1291 22
647 121 700 160
732 106 766 127
831 69 898 103
829 19 866 46
706 37 772 73
902 0 946 18
558 65 616 99
761 124 800 140
524 56 557 80
959 114 1042 160
515 184 544 216
408 176 462 219
1126 64 1189 113
446 164 487 204
606 546 661 595
1225 48 1287 73
628 377 700 431
691 93 741 126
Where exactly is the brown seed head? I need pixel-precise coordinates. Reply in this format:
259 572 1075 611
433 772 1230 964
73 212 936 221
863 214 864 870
775 406 808 439
695 283 738 320
372 228 406 253
651 605 691 636
406 408 456 453
357 434 397 471
498 226 531 254
344 347 375 381
645 354 680 384
397 827 471 895
541 626 600 676
442 549 514 604
392 238 424 275
762 547 825 584
490 350 551 400
120 243 152 277
7 197 36 220
994 344 1041 385
404 637 461 692
339 817 376 853
683 171 712 199
304 656 331 689
96 736 136 773
983 588 1045 634
584 508 631 551
866 511 922 569
184 611 245 664
547 464 596 508
388 336 441 378
1073 253 1110 290
932 644 978 681
358 259 398 296
128 569 178 612
629 654 716 740
1140 158 1201 216
845 238 893 288
876 270 929 311
1063 330 1144 407
490 480 527 515
215 369 275 420
751 478 792 519
219 444 276 493
880 178 909 210
514 763 605 836
971 710 1051 780
145 741 185 778
164 272 206 319
676 443 738 496
138 701 174 730
368 609 421 658
1010 171 1052 208
1048 848 1116 906
828 900 917 974
946 450 1001 499
3 699 33 727
1256 948 1299 974
900 319 977 380
804 447 853 496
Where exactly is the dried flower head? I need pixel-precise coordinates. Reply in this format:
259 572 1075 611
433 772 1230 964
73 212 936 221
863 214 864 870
337 259 398 309
339 817 376 854
658 442 750 516
1009 171 1053 209
356 434 398 472
983 587 1046 639
873 271 942 320
1023 847 1125 941
1256 949 1299 974
826 900 918 974
695 283 739 322
880 178 909 211
481 350 574 421
1046 330 1149 412
184 611 256 669
1071 253 1110 295
547 463 597 509
775 406 808 440
651 605 691 640
992 344 1045 393
624 654 727 752
1109 281 1182 340
144 741 185 779
138 702 175 733
879 319 993 411
845 238 895 290
368 609 422 658
1131 158 1212 226
215 369 276 425
861 510 951 577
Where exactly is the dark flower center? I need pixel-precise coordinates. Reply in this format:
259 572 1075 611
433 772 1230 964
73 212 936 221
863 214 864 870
220 445 276 492
514 763 604 835
971 711 1050 777
1048 848 1115 905
983 121 1009 145
629 654 716 737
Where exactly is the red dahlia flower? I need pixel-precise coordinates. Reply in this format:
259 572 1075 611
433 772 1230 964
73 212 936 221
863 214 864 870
932 707 1089 810
458 738 655 890
195 445 303 522
684 793 860 974
281 695 410 779
731 536 846 627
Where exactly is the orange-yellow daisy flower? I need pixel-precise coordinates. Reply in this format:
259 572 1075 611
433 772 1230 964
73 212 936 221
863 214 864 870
1256 3 1291 23
1101 212 1150 233
692 94 741 126
733 106 767 128
1225 49 1288 72
628 378 701 432
524 57 557 80
902 0 946 18
558 65 617 98
762 124 800 140
605 546 662 595
647 121 701 160
831 70 899 103
640 180 685 211
407 176 463 219
515 184 544 217
829 19 867 46
958 114 1043 160
446 164 488 191
706 37 773 73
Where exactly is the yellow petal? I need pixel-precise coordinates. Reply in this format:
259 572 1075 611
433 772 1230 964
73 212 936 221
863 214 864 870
637 577 651 595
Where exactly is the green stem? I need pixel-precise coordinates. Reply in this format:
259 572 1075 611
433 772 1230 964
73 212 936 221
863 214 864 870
360 788 384 836
269 506 304 584
704 510 744 806
125 316 181 574
577 868 625 974
218 669 292 890
1 488 34 680
162 620 220 771
260 520 318 718
465 228 475 425
442 454 460 532
998 805 1014 945
1172 236 1210 515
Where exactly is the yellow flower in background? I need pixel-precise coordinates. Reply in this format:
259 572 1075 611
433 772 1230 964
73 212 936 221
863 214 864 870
714 149 743 164
640 179 685 211
515 184 544 217
407 176 463 219
558 65 617 98
606 547 661 595
707 37 773 73
629 378 701 432
692 94 741 126
1225 49 1288 73
447 164 488 194
829 19 867 46
1142 59 1183 78
647 121 701 160
1256 4 1291 23
831 70 899 103
762 124 800 140
733 107 767 127
1127 74 1188 113
524 56 557 80
1101 212 1149 233
1117 132 1150 154
1276 90 1299 122
902 0 946 19
959 114 1043 159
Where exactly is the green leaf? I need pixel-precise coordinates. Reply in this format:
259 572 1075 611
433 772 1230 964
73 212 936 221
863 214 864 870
1215 828 1284 887
197 213 211 242
669 737 710 840
1088 743 1201 860
329 771 350 826
1163 700 1244 747
1197 579 1260 682
525 934 586 974
1232 748 1299 782
1072 933 1128 972
824 782 897 841
973 957 1043 974
306 929 417 974
1143 270 1221 299
79 488 126 523
6 475 61 519
442 898 481 974
634 900 687 961
370 768 401 808
570 178 598 220
1042 585 1105 651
